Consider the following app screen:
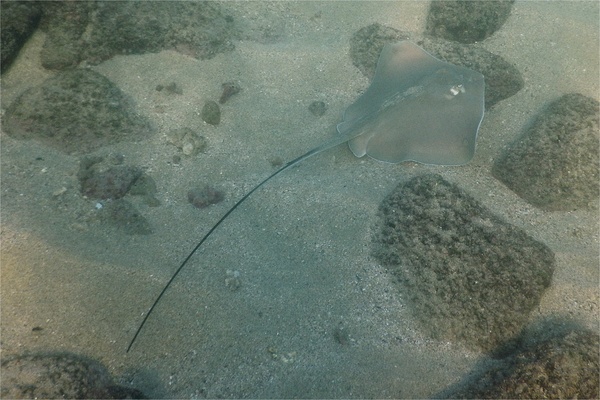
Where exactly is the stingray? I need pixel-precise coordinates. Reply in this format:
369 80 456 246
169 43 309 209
126 41 485 351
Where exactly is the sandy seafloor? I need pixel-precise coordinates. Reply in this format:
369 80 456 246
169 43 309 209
1 1 599 398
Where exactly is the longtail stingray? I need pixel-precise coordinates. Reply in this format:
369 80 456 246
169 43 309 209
126 41 485 352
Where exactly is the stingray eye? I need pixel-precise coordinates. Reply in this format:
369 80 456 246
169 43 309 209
450 84 465 96
444 84 464 100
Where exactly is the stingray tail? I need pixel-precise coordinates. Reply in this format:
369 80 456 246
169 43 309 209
126 133 349 352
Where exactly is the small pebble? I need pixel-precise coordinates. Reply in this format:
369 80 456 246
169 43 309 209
269 156 284 167
333 325 350 345
167 127 207 156
188 185 225 208
201 100 221 125
79 165 142 200
308 100 327 117
225 269 242 291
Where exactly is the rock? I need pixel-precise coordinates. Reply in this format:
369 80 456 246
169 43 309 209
188 185 224 209
348 23 523 108
201 100 221 126
441 319 599 399
373 174 555 351
101 199 153 235
39 1 235 67
0 1 42 73
38 2 94 69
128 174 160 207
0 352 146 399
425 0 515 44
167 127 208 156
493 93 600 211
3 69 155 154
349 23 410 78
78 157 143 200
308 101 327 117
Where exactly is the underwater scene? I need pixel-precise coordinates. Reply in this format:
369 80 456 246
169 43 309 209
1 1 598 398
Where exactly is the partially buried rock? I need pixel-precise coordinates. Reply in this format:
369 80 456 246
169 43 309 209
425 0 515 44
0 351 146 399
441 319 599 399
349 23 409 78
101 199 153 235
128 174 160 207
78 157 142 200
493 93 599 211
3 69 154 154
374 174 555 352
201 100 221 125
36 2 234 68
188 185 224 208
308 101 327 117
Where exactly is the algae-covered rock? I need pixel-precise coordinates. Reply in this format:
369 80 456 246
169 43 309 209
441 319 599 399
0 1 41 73
188 185 225 209
38 1 235 68
1 352 146 399
101 199 153 235
493 93 600 211
374 174 555 351
78 160 143 200
3 69 154 154
38 1 94 69
426 0 515 44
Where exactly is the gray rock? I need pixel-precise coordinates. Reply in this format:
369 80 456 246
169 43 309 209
493 93 600 211
373 174 555 351
201 100 221 126
308 101 327 117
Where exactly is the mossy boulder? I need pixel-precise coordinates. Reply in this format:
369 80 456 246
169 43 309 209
374 174 555 351
493 93 600 211
3 69 154 154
